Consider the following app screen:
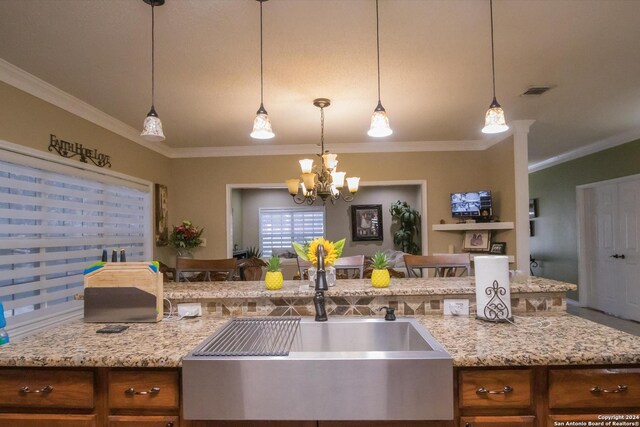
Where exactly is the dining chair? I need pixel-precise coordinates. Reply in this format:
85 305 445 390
403 253 471 278
174 258 238 282
296 257 313 280
334 255 365 279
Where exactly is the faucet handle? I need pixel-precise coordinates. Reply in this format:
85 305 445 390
379 306 396 321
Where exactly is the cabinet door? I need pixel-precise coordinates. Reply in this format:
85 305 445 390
549 368 640 409
461 416 535 427
548 415 640 427
109 370 179 411
0 369 94 409
108 415 179 427
459 369 533 409
0 413 96 427
318 422 453 427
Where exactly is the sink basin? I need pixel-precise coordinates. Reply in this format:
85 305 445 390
182 317 453 421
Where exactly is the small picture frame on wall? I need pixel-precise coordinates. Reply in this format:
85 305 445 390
155 183 169 246
490 242 507 255
529 198 538 218
351 204 383 241
463 230 491 251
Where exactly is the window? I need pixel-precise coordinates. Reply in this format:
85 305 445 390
0 145 151 337
259 207 325 257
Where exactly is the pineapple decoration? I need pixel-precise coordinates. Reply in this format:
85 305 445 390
371 251 391 288
265 255 284 290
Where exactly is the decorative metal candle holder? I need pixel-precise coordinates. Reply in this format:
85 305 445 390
478 279 513 323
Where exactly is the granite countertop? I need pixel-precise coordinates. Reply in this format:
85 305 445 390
1 313 638 368
164 276 576 300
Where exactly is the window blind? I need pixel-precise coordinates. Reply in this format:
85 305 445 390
0 155 151 334
259 207 325 256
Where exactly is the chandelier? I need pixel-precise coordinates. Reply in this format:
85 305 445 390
286 98 360 205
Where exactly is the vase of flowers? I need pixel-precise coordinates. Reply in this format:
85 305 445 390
169 220 204 258
293 238 345 287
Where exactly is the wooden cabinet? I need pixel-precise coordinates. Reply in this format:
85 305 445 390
548 368 640 409
0 368 94 409
459 369 533 410
460 415 535 427
108 415 179 426
0 413 96 427
108 370 179 411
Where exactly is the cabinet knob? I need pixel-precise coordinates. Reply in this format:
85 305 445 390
166 423 173 427
124 386 160 395
590 384 628 394
19 385 54 394
476 385 513 395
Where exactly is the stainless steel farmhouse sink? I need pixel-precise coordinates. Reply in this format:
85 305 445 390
182 317 453 421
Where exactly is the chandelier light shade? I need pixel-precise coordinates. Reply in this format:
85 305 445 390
286 98 360 205
481 0 509 134
140 0 166 142
368 0 392 138
250 0 275 140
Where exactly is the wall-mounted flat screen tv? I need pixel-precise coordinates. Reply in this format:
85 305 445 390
451 191 492 218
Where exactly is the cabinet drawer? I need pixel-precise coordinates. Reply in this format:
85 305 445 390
459 369 533 409
548 415 640 427
108 370 179 410
108 415 179 426
549 368 640 409
0 413 96 427
461 416 535 427
0 369 94 409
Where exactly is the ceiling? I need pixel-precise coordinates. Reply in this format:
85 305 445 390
1 0 639 167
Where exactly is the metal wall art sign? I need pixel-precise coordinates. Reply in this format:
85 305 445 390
48 134 111 168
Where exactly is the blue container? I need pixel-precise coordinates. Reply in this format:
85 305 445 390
0 301 9 345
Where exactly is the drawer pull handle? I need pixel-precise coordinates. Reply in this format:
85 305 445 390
19 385 54 394
125 386 161 396
476 385 513 395
590 384 628 394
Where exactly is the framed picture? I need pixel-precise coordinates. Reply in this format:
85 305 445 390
490 242 506 255
155 183 169 246
463 230 491 251
529 198 538 218
351 204 383 241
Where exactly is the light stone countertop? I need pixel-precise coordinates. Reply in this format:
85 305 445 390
1 313 638 368
164 276 576 300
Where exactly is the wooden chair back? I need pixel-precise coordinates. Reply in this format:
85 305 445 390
174 258 237 282
404 253 471 278
334 255 365 279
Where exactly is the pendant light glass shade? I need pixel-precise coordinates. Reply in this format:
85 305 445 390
368 101 392 137
251 0 275 139
482 97 508 134
250 104 274 139
140 0 165 142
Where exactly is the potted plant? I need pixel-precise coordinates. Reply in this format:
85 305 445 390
390 200 421 254
370 250 391 288
264 255 284 290
293 238 345 287
241 246 266 281
168 220 204 258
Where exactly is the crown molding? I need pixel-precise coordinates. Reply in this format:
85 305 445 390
528 125 640 173
0 58 174 158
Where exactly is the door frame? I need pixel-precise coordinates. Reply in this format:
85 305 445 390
225 180 428 258
577 173 640 309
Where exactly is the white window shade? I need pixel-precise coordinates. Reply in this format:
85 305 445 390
0 150 151 335
259 207 325 257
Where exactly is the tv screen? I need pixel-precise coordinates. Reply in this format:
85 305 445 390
451 191 492 218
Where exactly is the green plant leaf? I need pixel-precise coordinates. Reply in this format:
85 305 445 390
292 242 309 261
333 238 346 257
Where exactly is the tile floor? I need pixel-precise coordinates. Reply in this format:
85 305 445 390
567 303 640 337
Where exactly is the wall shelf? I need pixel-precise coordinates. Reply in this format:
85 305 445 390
432 222 514 231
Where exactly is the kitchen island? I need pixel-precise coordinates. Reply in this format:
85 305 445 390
1 278 639 427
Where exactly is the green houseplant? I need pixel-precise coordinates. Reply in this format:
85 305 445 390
389 200 421 254
241 246 266 281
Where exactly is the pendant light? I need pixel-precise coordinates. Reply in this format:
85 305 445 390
481 0 508 134
250 0 275 139
367 0 392 138
140 0 166 142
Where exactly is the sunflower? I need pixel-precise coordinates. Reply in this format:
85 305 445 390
307 237 344 266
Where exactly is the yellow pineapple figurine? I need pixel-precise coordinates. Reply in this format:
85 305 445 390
265 255 284 290
371 251 391 288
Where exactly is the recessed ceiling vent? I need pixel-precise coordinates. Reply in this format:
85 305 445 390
521 86 554 96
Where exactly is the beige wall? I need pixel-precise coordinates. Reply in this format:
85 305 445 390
236 185 421 257
0 82 173 262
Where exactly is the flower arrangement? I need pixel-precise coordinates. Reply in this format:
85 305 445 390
168 220 204 250
293 237 345 267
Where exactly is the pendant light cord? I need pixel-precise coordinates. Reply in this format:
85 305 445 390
489 0 496 98
260 0 264 105
151 3 156 108
320 106 325 153
375 0 381 103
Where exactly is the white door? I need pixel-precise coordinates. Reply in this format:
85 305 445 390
589 179 640 321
